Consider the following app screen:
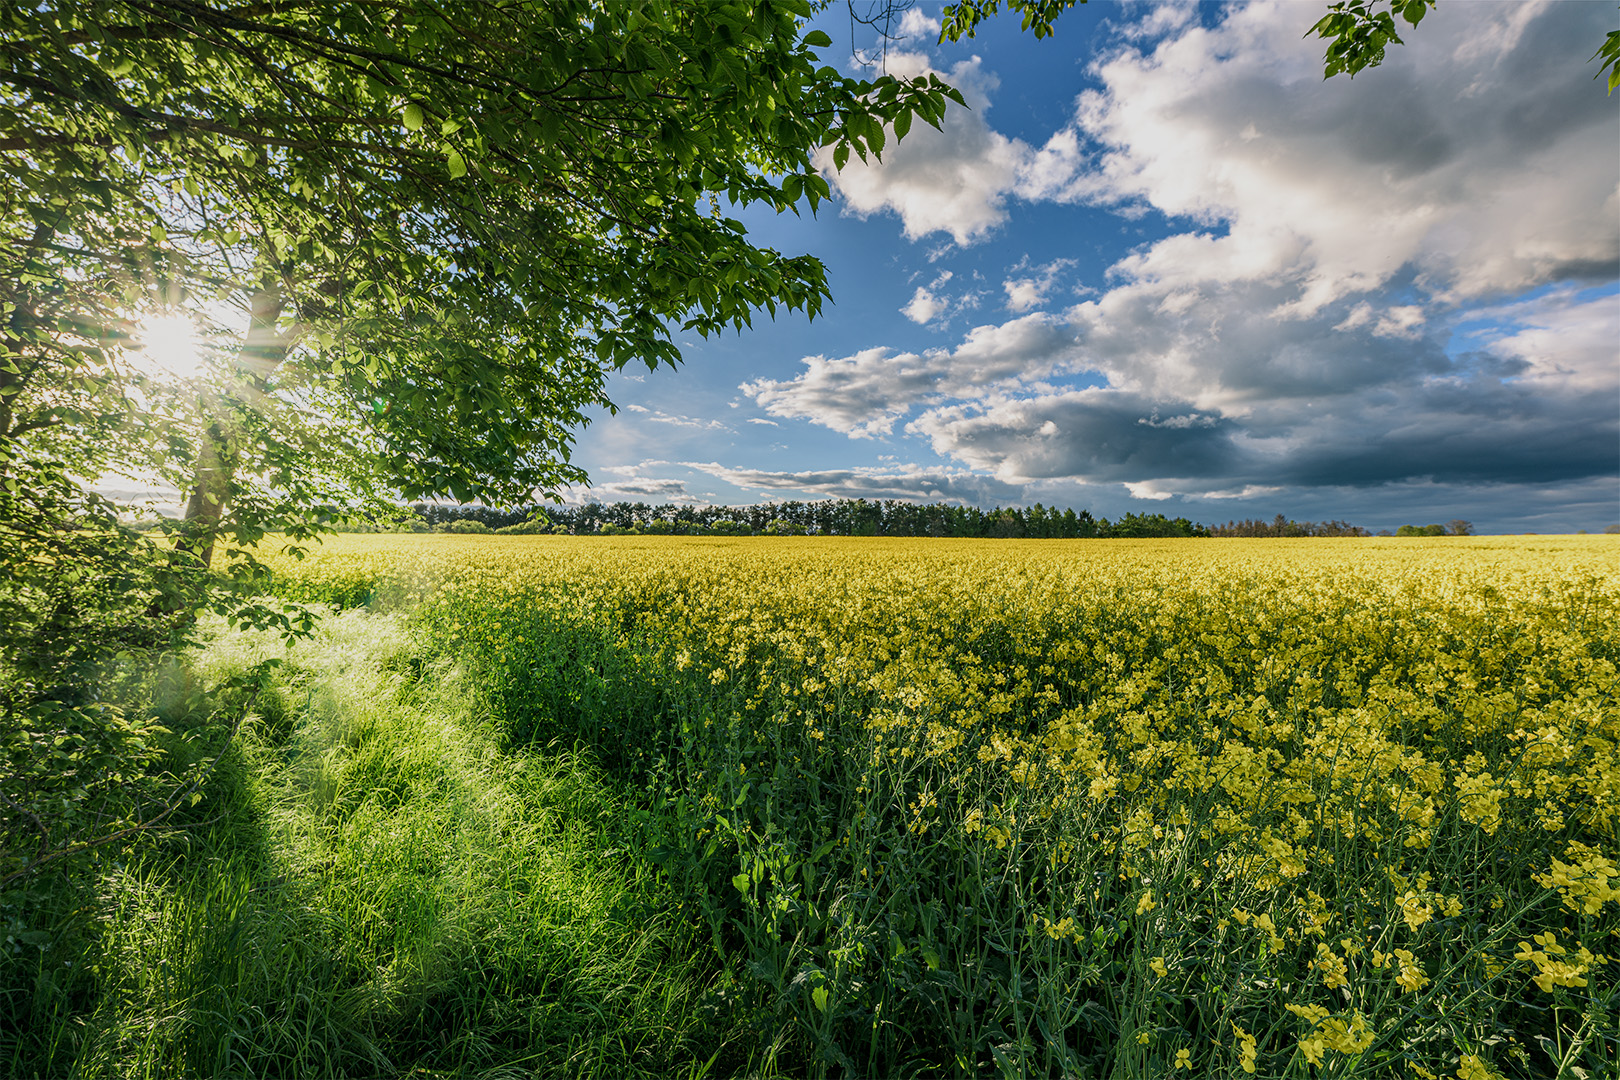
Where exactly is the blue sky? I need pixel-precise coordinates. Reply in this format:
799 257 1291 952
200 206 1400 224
564 0 1618 533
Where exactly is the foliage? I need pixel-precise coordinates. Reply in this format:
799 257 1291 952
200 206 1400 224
0 0 962 921
262 533 1619 1077
1595 24 1620 94
1308 0 1435 79
3 0 963 554
4 611 748 1079
1210 515 1372 538
494 508 552 535
940 0 1087 43
1309 0 1620 90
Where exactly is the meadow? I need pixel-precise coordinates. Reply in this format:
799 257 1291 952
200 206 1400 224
6 535 1616 1078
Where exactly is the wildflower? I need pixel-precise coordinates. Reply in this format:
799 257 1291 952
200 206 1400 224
1314 943 1349 989
1149 956 1168 978
1232 1024 1258 1074
1174 1048 1192 1070
1393 949 1429 993
1398 891 1433 931
1136 890 1157 915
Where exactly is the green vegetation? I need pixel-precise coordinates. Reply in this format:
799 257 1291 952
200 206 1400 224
4 610 752 1079
13 535 1614 1079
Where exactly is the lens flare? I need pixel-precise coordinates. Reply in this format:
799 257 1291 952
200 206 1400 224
134 312 205 379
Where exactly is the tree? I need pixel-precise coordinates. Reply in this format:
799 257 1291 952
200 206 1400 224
3 0 963 573
1 0 968 885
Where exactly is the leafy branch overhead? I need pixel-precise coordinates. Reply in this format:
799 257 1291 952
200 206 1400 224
2 0 962 548
1311 0 1620 91
1308 0 1436 79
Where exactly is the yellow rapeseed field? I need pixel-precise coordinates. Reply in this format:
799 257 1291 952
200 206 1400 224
262 534 1618 1078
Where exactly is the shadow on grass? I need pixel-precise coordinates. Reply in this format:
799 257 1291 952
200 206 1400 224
5 612 768 1080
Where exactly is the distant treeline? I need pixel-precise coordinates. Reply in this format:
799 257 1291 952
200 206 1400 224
1207 515 1372 538
402 498 1212 538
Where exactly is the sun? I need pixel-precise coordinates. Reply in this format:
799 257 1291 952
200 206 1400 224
133 311 206 380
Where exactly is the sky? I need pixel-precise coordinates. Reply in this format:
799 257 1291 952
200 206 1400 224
563 0 1620 534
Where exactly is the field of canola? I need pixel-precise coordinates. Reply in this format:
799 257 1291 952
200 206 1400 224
264 534 1618 1078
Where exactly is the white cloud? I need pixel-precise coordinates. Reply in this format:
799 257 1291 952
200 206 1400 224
901 270 981 324
1002 258 1076 313
1049 0 1618 311
704 3 1616 529
740 313 1081 436
560 464 700 505
625 408 729 431
897 7 941 42
901 286 945 324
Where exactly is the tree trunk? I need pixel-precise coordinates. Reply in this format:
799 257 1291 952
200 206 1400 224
176 282 289 568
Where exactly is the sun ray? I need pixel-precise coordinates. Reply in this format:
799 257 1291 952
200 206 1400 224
133 311 205 380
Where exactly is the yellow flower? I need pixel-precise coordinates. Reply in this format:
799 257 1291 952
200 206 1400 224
1232 1024 1258 1074
1174 1048 1192 1070
1136 890 1157 915
1148 956 1168 978
1394 949 1429 993
1313 943 1349 989
1398 891 1433 931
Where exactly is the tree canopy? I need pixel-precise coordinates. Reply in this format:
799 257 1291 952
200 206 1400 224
2 0 962 572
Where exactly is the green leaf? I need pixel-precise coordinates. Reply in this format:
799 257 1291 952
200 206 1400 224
403 103 424 131
803 29 832 48
732 872 751 892
446 149 467 178
893 108 912 140
811 985 829 1012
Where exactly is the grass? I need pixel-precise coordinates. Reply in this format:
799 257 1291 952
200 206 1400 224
4 609 757 1079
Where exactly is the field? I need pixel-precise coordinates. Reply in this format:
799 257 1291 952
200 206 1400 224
8 535 1617 1078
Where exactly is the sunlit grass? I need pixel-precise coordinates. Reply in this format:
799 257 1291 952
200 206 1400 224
6 610 749 1079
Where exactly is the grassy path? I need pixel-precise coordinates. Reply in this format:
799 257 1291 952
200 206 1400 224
8 611 748 1079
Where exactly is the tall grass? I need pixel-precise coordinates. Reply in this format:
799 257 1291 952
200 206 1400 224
4 610 752 1079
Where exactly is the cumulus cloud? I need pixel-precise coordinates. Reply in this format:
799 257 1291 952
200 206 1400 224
906 389 1242 483
1046 0 1618 310
897 7 940 42
783 2 1618 510
901 285 1618 493
900 270 982 325
561 469 699 505
901 286 947 324
739 313 1082 436
1003 258 1076 313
